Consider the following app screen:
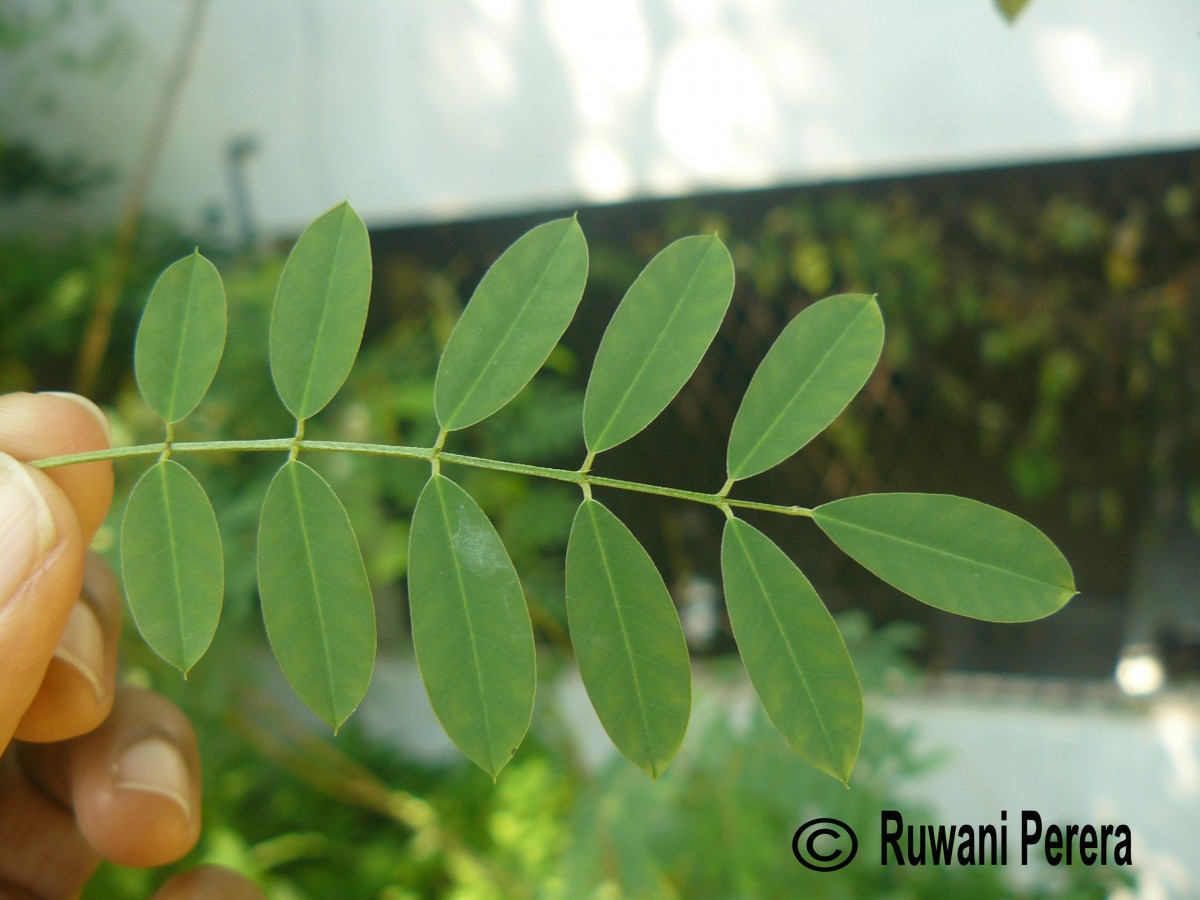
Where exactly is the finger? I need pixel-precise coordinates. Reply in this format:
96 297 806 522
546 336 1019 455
0 391 114 543
153 865 266 900
14 553 121 743
18 687 202 869
0 750 99 898
0 455 85 751
0 390 115 752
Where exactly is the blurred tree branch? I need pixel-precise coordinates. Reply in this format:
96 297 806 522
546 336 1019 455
74 0 211 395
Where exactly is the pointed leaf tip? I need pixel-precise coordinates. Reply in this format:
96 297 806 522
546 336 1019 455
135 252 227 423
122 460 224 674
813 493 1076 622
258 460 376 729
270 202 372 420
994 0 1032 23
727 293 883 481
721 517 862 783
584 234 734 453
408 475 536 777
435 217 588 431
566 500 691 776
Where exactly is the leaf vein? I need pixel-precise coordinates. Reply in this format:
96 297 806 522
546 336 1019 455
435 479 496 768
733 299 874 477
818 515 1072 592
297 211 351 418
444 225 575 427
588 504 659 774
732 524 838 762
590 242 714 450
289 464 340 722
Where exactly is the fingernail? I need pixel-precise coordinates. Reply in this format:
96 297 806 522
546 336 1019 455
113 738 192 821
0 454 58 608
53 600 105 698
42 392 113 444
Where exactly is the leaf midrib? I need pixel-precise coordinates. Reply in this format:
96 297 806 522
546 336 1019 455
296 212 351 418
164 260 201 422
433 477 497 771
815 510 1073 594
588 240 717 451
159 463 188 668
288 463 341 723
442 224 576 428
731 299 874 479
584 503 660 775
730 522 839 765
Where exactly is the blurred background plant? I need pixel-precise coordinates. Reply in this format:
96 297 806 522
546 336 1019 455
85 612 1131 898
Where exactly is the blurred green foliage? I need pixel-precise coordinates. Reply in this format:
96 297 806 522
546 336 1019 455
0 219 196 393
83 613 1127 898
1 0 131 198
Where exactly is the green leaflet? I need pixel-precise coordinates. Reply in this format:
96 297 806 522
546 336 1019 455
435 217 588 431
258 460 376 729
726 293 883 482
813 493 1077 622
565 500 690 777
583 235 734 453
720 517 861 784
994 0 1032 23
134 251 226 423
408 474 536 778
270 202 372 420
121 459 223 674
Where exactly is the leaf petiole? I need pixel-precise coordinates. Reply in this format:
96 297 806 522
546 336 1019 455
31 439 814 518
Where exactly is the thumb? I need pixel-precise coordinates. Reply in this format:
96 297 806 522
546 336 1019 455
0 452 85 751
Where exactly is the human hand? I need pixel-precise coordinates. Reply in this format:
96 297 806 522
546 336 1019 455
0 392 261 899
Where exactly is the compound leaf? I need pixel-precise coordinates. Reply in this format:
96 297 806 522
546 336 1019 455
258 460 376 729
270 202 372 420
727 293 883 482
721 517 861 784
584 234 734 453
134 251 226 423
435 217 587 431
566 499 690 777
408 474 536 778
121 459 223 674
813 493 1076 622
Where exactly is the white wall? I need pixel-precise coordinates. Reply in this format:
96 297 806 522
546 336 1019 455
889 685 1200 899
5 0 1199 236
